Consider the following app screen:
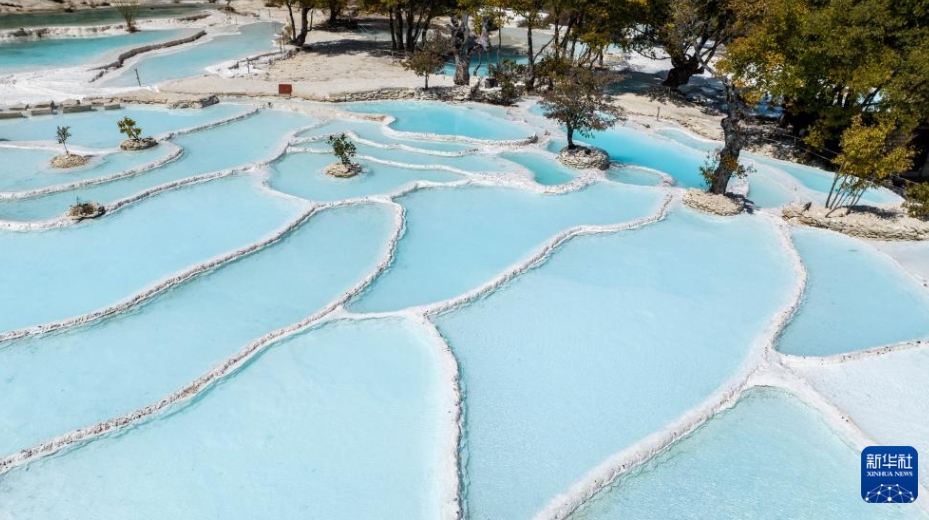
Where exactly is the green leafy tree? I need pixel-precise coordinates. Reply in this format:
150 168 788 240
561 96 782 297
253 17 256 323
825 116 914 210
361 0 456 52
56 125 72 155
327 133 357 166
634 0 737 89
904 182 929 220
489 58 524 105
403 33 449 89
722 0 929 160
117 117 143 141
539 67 624 149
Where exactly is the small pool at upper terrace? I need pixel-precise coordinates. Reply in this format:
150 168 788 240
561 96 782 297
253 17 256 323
0 4 212 30
0 99 926 520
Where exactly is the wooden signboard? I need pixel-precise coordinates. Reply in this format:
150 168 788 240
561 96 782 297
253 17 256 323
278 83 293 95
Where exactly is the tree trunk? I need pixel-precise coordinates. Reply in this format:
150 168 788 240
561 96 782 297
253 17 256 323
405 10 415 52
662 56 704 89
710 84 745 195
284 0 296 41
328 8 337 25
526 25 535 90
566 126 575 149
394 9 404 51
388 8 396 51
454 57 471 86
293 7 310 46
424 74 429 90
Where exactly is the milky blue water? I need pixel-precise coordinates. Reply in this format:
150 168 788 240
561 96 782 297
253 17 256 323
347 142 509 172
0 174 303 332
297 118 477 153
0 29 193 73
778 227 929 356
655 128 903 205
0 100 924 520
501 151 576 185
0 202 396 457
0 145 170 193
268 152 462 202
101 22 280 87
342 101 533 141
569 389 924 520
0 4 210 29
0 109 313 221
0 317 448 520
606 165 669 186
432 209 796 520
0 103 251 148
350 182 665 313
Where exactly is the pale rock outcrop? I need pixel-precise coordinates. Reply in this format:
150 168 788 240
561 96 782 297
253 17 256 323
557 146 611 170
50 154 89 168
782 203 929 241
325 162 362 178
683 189 745 216
119 137 158 151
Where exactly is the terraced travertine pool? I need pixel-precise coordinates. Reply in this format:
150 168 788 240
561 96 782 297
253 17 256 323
0 99 926 520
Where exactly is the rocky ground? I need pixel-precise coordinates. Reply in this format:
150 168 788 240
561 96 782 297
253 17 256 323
782 203 929 241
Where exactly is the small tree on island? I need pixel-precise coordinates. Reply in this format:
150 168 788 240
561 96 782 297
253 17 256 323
327 133 357 166
118 116 143 141
403 34 449 90
56 126 72 155
113 0 140 32
539 67 624 150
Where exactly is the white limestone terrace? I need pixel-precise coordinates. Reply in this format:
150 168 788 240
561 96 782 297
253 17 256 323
0 99 927 520
0 11 285 104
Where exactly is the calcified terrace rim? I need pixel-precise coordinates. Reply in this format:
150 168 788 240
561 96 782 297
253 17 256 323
0 127 609 341
0 106 259 200
0 198 407 475
2 102 925 518
0 117 321 231
0 182 671 484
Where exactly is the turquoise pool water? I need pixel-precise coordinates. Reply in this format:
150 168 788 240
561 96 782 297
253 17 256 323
0 318 448 520
0 103 251 148
101 22 281 87
433 209 797 520
501 151 577 185
0 4 211 29
0 174 304 333
0 145 171 194
0 29 194 73
297 118 478 153
569 389 923 520
350 182 665 313
778 227 929 356
0 109 313 221
1 100 926 520
0 203 396 456
268 152 462 202
656 128 903 205
796 348 929 487
342 101 533 141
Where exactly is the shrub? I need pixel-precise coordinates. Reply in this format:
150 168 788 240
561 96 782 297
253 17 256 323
904 182 929 220
327 133 356 166
117 116 142 141
489 59 524 106
113 0 140 32
56 125 72 155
